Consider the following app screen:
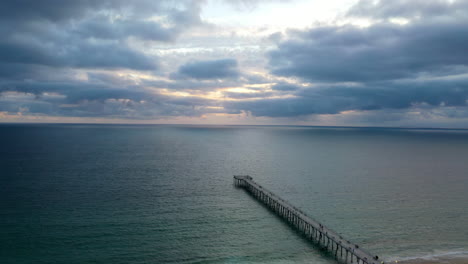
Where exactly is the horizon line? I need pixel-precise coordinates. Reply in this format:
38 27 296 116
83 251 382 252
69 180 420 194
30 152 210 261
1 121 468 131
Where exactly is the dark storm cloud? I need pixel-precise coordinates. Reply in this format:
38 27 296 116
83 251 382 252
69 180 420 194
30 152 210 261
173 59 240 80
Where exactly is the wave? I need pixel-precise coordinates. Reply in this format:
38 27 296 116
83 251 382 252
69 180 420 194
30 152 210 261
389 250 468 264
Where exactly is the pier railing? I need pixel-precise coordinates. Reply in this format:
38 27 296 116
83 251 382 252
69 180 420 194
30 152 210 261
234 175 384 264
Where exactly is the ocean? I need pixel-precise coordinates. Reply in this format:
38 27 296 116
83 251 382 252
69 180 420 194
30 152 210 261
1 124 467 264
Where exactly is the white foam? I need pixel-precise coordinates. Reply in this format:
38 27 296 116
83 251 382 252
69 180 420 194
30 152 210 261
389 250 468 262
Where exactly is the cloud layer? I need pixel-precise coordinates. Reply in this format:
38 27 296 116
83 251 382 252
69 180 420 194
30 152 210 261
230 0 468 123
1 0 468 127
269 21 468 82
174 59 240 80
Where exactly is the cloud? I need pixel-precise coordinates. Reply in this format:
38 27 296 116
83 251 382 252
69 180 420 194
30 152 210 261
0 0 188 22
145 78 244 91
222 0 292 11
0 0 114 22
0 79 222 118
173 59 240 80
76 18 177 42
2 0 468 126
0 37 158 70
0 0 207 72
225 76 468 117
269 21 468 83
74 1 206 42
347 0 468 20
0 63 49 79
0 80 145 103
271 82 300 91
223 91 274 99
249 0 468 121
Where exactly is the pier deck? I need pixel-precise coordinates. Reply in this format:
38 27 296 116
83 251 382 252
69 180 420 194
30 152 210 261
234 175 384 264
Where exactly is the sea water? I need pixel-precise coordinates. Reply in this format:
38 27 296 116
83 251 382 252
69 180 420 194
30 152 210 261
1 124 467 264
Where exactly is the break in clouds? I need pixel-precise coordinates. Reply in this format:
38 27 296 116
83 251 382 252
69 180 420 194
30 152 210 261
1 0 468 127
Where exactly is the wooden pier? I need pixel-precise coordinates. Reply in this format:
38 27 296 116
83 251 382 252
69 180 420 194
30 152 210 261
234 175 384 264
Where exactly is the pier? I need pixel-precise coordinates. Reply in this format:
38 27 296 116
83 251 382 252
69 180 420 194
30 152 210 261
234 175 384 264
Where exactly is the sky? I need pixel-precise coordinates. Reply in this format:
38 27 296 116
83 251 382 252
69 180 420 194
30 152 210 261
1 0 468 127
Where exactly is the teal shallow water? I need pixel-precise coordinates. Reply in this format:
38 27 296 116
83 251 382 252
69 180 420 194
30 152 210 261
1 124 467 264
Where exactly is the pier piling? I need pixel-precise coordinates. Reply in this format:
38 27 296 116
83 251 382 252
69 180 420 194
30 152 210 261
234 175 383 264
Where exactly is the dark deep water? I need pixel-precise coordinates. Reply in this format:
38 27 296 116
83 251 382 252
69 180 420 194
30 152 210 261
1 124 467 264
